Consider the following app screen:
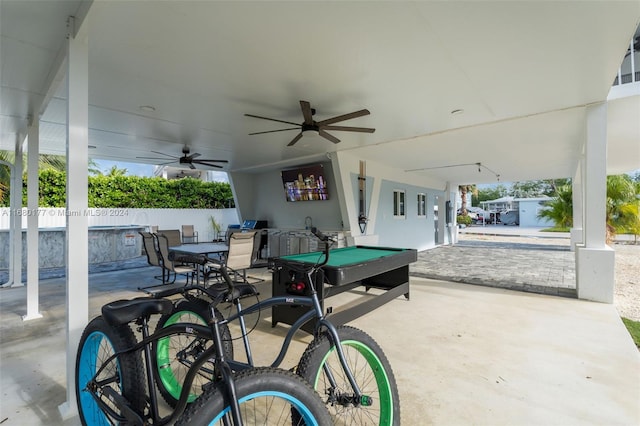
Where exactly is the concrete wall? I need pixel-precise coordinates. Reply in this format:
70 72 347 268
0 225 144 269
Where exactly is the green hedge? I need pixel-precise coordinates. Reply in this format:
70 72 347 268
4 169 234 208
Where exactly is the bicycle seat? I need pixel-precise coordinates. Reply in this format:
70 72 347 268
102 297 174 327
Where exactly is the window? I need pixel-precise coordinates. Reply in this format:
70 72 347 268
393 190 405 218
417 193 426 217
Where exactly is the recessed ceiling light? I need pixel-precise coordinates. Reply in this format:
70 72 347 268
139 105 156 112
88 145 96 149
450 109 464 115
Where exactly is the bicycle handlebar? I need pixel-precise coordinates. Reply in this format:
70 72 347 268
310 227 333 268
310 227 329 242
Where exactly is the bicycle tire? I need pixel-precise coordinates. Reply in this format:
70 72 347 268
75 316 145 426
296 325 400 425
175 367 332 426
153 298 233 407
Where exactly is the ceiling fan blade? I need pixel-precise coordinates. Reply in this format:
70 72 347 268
136 156 171 160
187 153 201 160
193 160 224 169
189 163 196 170
150 150 178 158
287 132 304 146
245 113 300 127
300 100 313 124
249 127 300 135
194 159 228 163
317 109 370 126
319 130 340 144
322 125 376 133
156 160 178 166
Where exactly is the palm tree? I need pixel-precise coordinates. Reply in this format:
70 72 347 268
537 174 640 242
0 150 101 204
105 165 128 177
0 151 11 204
537 184 573 229
606 174 639 242
458 184 476 216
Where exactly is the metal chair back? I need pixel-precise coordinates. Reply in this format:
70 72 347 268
140 231 161 267
181 225 198 244
226 231 257 272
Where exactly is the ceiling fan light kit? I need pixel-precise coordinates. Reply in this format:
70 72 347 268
245 100 375 146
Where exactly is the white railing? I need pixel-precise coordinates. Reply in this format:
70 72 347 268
0 208 239 242
613 33 638 86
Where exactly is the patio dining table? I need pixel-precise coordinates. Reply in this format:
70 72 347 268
169 242 229 257
169 242 229 284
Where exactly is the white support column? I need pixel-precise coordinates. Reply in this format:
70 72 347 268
426 192 435 247
576 103 615 303
23 123 43 320
10 135 24 287
58 16 89 420
437 195 446 245
570 158 584 251
444 183 457 245
1 160 14 287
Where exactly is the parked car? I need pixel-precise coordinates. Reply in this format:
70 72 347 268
473 211 499 224
500 209 519 225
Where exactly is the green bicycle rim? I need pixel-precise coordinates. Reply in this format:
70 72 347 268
312 339 393 425
156 311 207 402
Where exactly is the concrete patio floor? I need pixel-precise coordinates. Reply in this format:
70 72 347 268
1 261 638 425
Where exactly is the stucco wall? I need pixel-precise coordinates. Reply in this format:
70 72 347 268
519 199 554 227
230 161 343 231
229 153 450 251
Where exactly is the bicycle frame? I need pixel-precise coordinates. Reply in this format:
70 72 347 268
208 231 364 402
82 318 243 426
124 227 366 418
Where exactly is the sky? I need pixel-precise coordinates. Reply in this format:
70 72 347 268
94 159 154 176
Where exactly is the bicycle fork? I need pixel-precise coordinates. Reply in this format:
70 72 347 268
306 271 366 407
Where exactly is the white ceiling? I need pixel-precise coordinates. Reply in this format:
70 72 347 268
2 1 639 185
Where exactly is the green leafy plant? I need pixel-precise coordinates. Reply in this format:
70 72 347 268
4 168 235 208
209 215 222 240
457 215 472 226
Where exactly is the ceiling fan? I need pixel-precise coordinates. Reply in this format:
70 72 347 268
136 147 228 169
245 100 375 146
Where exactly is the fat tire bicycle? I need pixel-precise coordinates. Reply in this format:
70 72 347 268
75 296 332 425
151 227 401 425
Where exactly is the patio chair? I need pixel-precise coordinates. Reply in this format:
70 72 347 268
206 230 257 284
182 225 198 244
157 229 182 247
156 234 198 284
139 231 166 283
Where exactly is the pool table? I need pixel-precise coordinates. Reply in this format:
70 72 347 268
269 245 417 333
